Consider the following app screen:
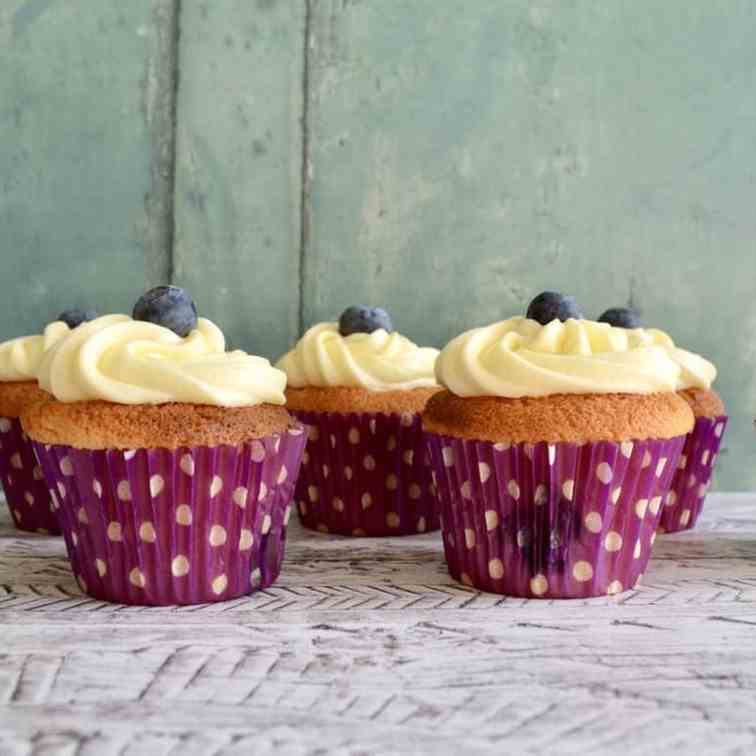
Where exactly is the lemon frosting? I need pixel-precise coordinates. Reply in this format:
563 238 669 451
435 317 715 398
276 322 439 391
37 315 286 407
0 322 71 381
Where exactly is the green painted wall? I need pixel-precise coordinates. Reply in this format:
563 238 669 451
0 0 753 489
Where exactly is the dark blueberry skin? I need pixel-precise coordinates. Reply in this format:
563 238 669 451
133 286 198 337
598 307 641 329
57 308 98 329
525 292 583 325
338 306 393 336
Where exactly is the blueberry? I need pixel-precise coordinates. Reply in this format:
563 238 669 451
526 292 583 325
338 306 393 336
133 286 198 337
598 307 641 329
57 308 98 329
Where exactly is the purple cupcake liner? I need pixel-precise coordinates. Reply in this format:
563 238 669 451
0 415 60 534
426 433 686 598
290 410 439 537
32 425 306 606
659 415 728 534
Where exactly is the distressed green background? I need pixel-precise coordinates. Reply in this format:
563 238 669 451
0 0 752 489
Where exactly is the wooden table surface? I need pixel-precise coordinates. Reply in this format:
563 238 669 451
1 494 755 755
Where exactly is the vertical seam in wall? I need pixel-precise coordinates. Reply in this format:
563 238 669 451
298 0 312 334
166 0 182 283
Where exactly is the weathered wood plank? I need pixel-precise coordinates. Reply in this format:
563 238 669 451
0 0 177 338
303 0 756 490
172 0 305 357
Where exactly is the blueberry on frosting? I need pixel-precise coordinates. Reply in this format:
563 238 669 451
338 306 393 337
526 292 583 325
598 307 641 329
57 308 98 329
133 286 198 337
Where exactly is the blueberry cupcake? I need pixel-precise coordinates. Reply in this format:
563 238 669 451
22 287 305 606
423 293 694 599
276 306 440 536
0 310 93 532
599 307 726 533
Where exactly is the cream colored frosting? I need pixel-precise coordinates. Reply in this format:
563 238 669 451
435 317 711 398
0 322 71 381
37 315 286 407
276 322 439 391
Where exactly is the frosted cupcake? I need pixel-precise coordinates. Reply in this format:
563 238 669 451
423 292 694 599
0 311 91 532
21 287 305 606
276 306 440 536
598 307 726 533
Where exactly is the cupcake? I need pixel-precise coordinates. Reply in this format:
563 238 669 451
276 306 440 536
0 310 93 532
423 292 694 599
21 287 305 606
599 307 726 533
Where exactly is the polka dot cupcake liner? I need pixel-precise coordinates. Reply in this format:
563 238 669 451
659 415 728 534
291 410 439 537
31 426 306 606
0 415 60 535
425 433 686 598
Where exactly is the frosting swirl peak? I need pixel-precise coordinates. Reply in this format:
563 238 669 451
0 322 71 381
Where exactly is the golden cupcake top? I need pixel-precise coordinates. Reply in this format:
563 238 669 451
37 287 287 407
276 306 439 392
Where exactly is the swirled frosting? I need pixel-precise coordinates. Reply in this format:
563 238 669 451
276 322 439 391
638 329 716 390
435 317 710 398
37 315 286 407
0 322 71 381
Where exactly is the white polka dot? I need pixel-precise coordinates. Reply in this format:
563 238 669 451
402 449 414 466
635 499 648 518
283 506 292 525
596 462 613 485
678 454 688 469
332 497 344 512
416 517 426 533
123 450 137 460
212 575 228 595
261 514 272 534
344 465 353 480
478 462 491 483
387 436 397 451
442 447 455 467
239 529 254 550
180 454 195 476
250 568 262 587
651 531 657 545
633 539 642 559
584 512 602 533
400 412 414 427
308 485 319 503
107 522 123 542
139 522 157 543
308 425 320 441
488 559 504 579
210 476 223 497
363 455 376 471
572 561 593 582
611 487 622 504
508 480 520 500
59 456 73 476
408 483 422 500
687 474 697 489
176 505 192 525
666 490 678 507
698 483 708 498
548 444 556 466
656 458 667 478
321 464 329 478
289 426 304 436
641 451 652 469
369 418 377 434
250 441 266 462
604 531 623 551
233 487 248 508
530 574 548 596
348 427 360 444
149 475 164 497
92 479 102 498
523 443 535 460
386 473 398 491
129 568 146 589
278 466 290 484
485 510 499 530
649 496 662 515
715 423 724 438
701 450 710 466
679 509 691 526
273 437 281 454
71 531 79 547
32 465 43 480
209 525 227 546
460 481 473 499
24 491 34 506
464 528 476 549
117 480 131 501
494 442 511 452
259 482 268 499
77 507 89 525
386 512 400 529
607 580 623 596
620 441 634 458
330 434 336 448
0 418 10 432
562 480 574 500
95 558 107 577
171 555 190 577
361 492 372 510
10 453 22 469
534 484 548 506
